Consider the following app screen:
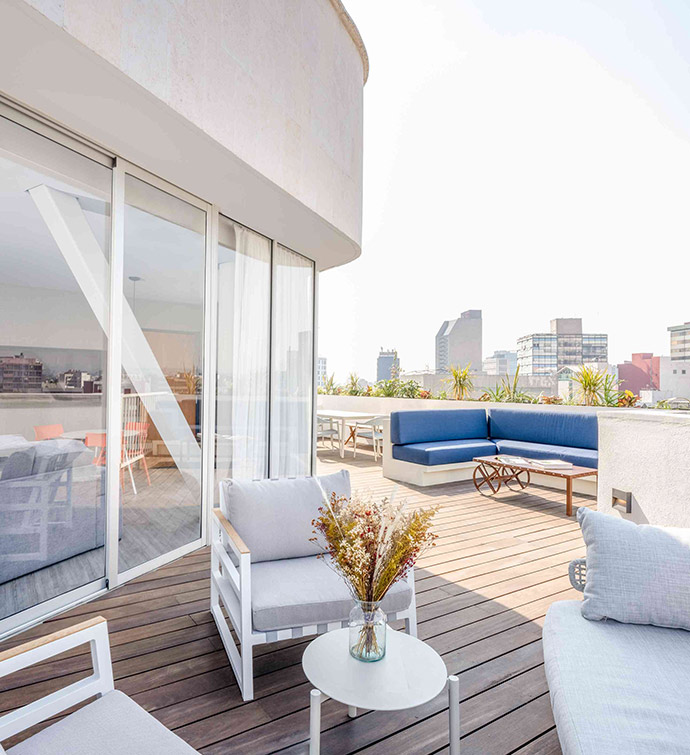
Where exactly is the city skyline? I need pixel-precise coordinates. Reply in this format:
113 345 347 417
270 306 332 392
320 311 681 384
319 0 690 381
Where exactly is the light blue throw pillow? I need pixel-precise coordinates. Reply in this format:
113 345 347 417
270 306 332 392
578 507 690 630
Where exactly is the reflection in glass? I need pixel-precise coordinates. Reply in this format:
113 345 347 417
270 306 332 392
119 176 205 572
215 217 271 486
270 244 315 477
0 116 111 619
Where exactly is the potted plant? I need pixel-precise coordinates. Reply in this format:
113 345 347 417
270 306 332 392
312 491 437 662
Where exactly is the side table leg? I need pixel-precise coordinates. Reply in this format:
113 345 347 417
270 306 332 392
310 689 322 754
449 675 460 755
566 477 573 517
348 705 357 718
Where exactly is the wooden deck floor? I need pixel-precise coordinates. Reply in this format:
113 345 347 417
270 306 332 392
0 450 593 754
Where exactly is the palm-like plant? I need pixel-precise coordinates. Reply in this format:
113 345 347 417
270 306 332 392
373 379 400 397
345 372 362 396
323 373 340 395
572 366 606 406
446 364 474 401
602 373 622 407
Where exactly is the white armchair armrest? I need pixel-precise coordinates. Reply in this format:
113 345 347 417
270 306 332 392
0 616 114 742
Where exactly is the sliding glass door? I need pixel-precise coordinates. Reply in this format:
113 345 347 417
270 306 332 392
0 115 111 627
0 107 319 636
117 173 206 576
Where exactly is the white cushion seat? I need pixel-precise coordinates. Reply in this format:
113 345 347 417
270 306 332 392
7 690 197 755
543 600 690 755
251 555 413 632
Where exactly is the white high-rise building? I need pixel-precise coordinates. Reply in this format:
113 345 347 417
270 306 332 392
435 310 482 373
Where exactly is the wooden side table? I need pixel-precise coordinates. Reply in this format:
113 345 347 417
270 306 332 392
302 628 459 754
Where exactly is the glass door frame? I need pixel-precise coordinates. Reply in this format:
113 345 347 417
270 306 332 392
0 99 113 639
105 158 215 588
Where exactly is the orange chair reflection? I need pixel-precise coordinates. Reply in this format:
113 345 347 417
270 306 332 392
34 424 64 441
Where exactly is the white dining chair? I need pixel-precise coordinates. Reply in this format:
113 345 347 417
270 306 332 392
353 416 386 461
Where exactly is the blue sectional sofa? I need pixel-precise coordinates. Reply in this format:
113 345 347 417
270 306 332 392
383 407 598 488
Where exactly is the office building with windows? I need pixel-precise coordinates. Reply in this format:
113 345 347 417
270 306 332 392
317 357 328 389
377 348 400 381
518 318 608 375
668 322 690 361
435 310 483 372
0 0 366 635
483 350 517 376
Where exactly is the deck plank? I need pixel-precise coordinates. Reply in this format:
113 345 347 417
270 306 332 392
0 449 585 753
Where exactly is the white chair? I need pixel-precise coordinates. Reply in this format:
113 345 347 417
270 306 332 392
353 416 386 461
316 416 339 450
210 470 418 701
0 616 198 754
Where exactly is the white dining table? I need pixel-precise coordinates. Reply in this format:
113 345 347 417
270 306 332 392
316 409 387 459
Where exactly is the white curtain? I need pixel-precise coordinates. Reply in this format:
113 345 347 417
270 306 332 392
270 244 314 477
216 220 271 482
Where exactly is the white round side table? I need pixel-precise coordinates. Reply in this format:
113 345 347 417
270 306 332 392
302 628 460 754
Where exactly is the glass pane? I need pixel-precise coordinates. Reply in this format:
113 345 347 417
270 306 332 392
0 117 111 620
120 175 205 573
270 244 315 477
215 217 270 488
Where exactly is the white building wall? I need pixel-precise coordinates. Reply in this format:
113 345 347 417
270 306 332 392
598 411 690 526
19 0 365 248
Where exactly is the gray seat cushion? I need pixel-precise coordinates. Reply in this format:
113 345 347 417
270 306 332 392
543 600 690 755
221 470 350 562
251 555 412 632
578 507 690 630
7 690 198 754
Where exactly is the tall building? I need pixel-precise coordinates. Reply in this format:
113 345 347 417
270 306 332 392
617 353 660 394
316 357 327 388
0 353 42 393
435 310 482 373
377 349 400 382
517 318 608 375
483 350 517 376
668 322 690 361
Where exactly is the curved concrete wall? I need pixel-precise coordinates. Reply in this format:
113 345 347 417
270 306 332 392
18 0 365 254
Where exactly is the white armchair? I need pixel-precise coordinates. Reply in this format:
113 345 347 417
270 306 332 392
210 470 418 701
0 616 198 754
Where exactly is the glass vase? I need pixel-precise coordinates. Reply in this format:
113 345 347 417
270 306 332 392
349 600 387 662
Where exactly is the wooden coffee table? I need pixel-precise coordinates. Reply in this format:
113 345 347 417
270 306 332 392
472 455 597 516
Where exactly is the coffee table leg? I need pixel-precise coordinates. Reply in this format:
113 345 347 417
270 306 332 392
566 477 573 517
310 689 322 754
348 705 357 718
449 675 460 755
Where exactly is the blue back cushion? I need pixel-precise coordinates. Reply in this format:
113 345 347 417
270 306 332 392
488 409 598 450
390 409 488 445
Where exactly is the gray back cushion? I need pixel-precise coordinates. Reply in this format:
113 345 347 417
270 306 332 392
221 470 350 563
1 447 36 481
578 507 690 630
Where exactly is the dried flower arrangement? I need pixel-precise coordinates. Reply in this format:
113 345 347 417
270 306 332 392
312 490 437 659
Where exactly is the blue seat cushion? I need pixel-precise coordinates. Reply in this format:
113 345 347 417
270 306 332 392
493 439 598 469
392 439 497 466
390 409 488 445
488 408 598 450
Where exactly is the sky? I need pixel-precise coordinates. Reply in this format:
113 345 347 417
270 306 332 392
318 0 690 384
